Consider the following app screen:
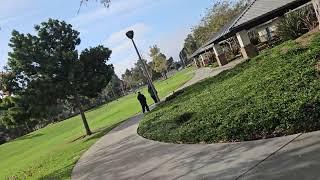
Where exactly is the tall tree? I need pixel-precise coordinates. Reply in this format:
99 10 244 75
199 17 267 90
182 0 248 56
183 34 199 56
7 19 113 136
104 74 123 98
122 69 134 90
179 48 188 68
167 57 174 70
150 45 168 79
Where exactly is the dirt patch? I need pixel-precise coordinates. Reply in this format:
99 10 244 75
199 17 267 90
296 27 320 47
281 46 290 54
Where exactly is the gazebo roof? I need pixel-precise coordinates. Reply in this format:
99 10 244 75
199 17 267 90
231 0 311 31
189 0 311 59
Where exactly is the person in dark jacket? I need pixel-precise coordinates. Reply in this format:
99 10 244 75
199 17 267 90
137 92 150 113
148 84 158 103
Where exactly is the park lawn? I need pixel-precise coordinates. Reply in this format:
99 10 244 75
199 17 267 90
138 31 320 144
0 67 194 179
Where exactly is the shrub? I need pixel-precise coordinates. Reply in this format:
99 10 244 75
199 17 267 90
276 4 318 41
165 90 185 102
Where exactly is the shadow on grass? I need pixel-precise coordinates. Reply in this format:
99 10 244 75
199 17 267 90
13 133 44 141
69 121 126 143
84 121 125 143
38 164 74 180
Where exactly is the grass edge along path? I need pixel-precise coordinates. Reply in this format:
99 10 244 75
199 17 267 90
138 32 320 144
0 68 194 179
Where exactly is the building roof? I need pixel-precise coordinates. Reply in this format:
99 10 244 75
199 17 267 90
188 16 239 59
189 9 245 59
189 0 311 59
231 0 311 31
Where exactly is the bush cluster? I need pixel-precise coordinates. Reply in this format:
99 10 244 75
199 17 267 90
276 4 318 41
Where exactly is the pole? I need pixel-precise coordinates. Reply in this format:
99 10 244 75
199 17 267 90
130 39 160 103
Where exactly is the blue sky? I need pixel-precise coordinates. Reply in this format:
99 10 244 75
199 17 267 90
0 0 213 76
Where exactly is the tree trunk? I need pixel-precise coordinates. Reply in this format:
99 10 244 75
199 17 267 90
79 106 92 136
163 71 168 79
111 88 116 98
24 121 31 133
75 95 92 136
312 0 320 29
120 81 126 96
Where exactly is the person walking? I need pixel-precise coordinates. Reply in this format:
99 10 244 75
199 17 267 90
137 92 150 113
148 84 158 103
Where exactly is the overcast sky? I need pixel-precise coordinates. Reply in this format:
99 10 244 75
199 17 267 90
0 0 212 76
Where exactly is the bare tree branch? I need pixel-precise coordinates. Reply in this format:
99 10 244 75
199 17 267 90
77 0 111 14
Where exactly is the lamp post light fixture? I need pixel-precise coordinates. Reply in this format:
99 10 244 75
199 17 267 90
126 30 160 103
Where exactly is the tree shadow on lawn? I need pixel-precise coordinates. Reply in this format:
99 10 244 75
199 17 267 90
38 164 74 180
69 121 124 143
13 133 44 141
83 121 126 143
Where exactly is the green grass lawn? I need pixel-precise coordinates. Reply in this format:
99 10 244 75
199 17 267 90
138 32 320 144
0 68 194 179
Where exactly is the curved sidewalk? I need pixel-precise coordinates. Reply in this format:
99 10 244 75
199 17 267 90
72 60 320 180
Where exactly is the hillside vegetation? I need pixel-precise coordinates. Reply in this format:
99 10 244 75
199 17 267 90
138 31 320 144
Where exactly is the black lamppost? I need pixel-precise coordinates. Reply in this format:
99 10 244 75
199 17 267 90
126 30 160 103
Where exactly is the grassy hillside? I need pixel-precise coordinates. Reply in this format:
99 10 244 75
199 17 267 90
0 68 194 179
138 32 320 144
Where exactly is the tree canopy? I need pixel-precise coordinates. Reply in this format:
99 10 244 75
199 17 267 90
4 19 114 135
149 45 168 79
181 0 248 57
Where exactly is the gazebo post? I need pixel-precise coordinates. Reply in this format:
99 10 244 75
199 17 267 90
236 30 258 59
193 58 199 68
212 43 228 66
200 54 206 67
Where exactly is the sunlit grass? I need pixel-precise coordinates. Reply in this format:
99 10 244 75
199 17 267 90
0 68 194 179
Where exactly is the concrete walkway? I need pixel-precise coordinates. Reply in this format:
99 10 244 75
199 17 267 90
178 58 246 90
72 60 320 180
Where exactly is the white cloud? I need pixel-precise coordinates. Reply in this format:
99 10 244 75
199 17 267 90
0 0 34 27
156 27 191 62
105 23 152 77
0 16 19 26
0 48 8 69
105 23 150 46
0 0 30 17
106 23 192 77
112 54 136 77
